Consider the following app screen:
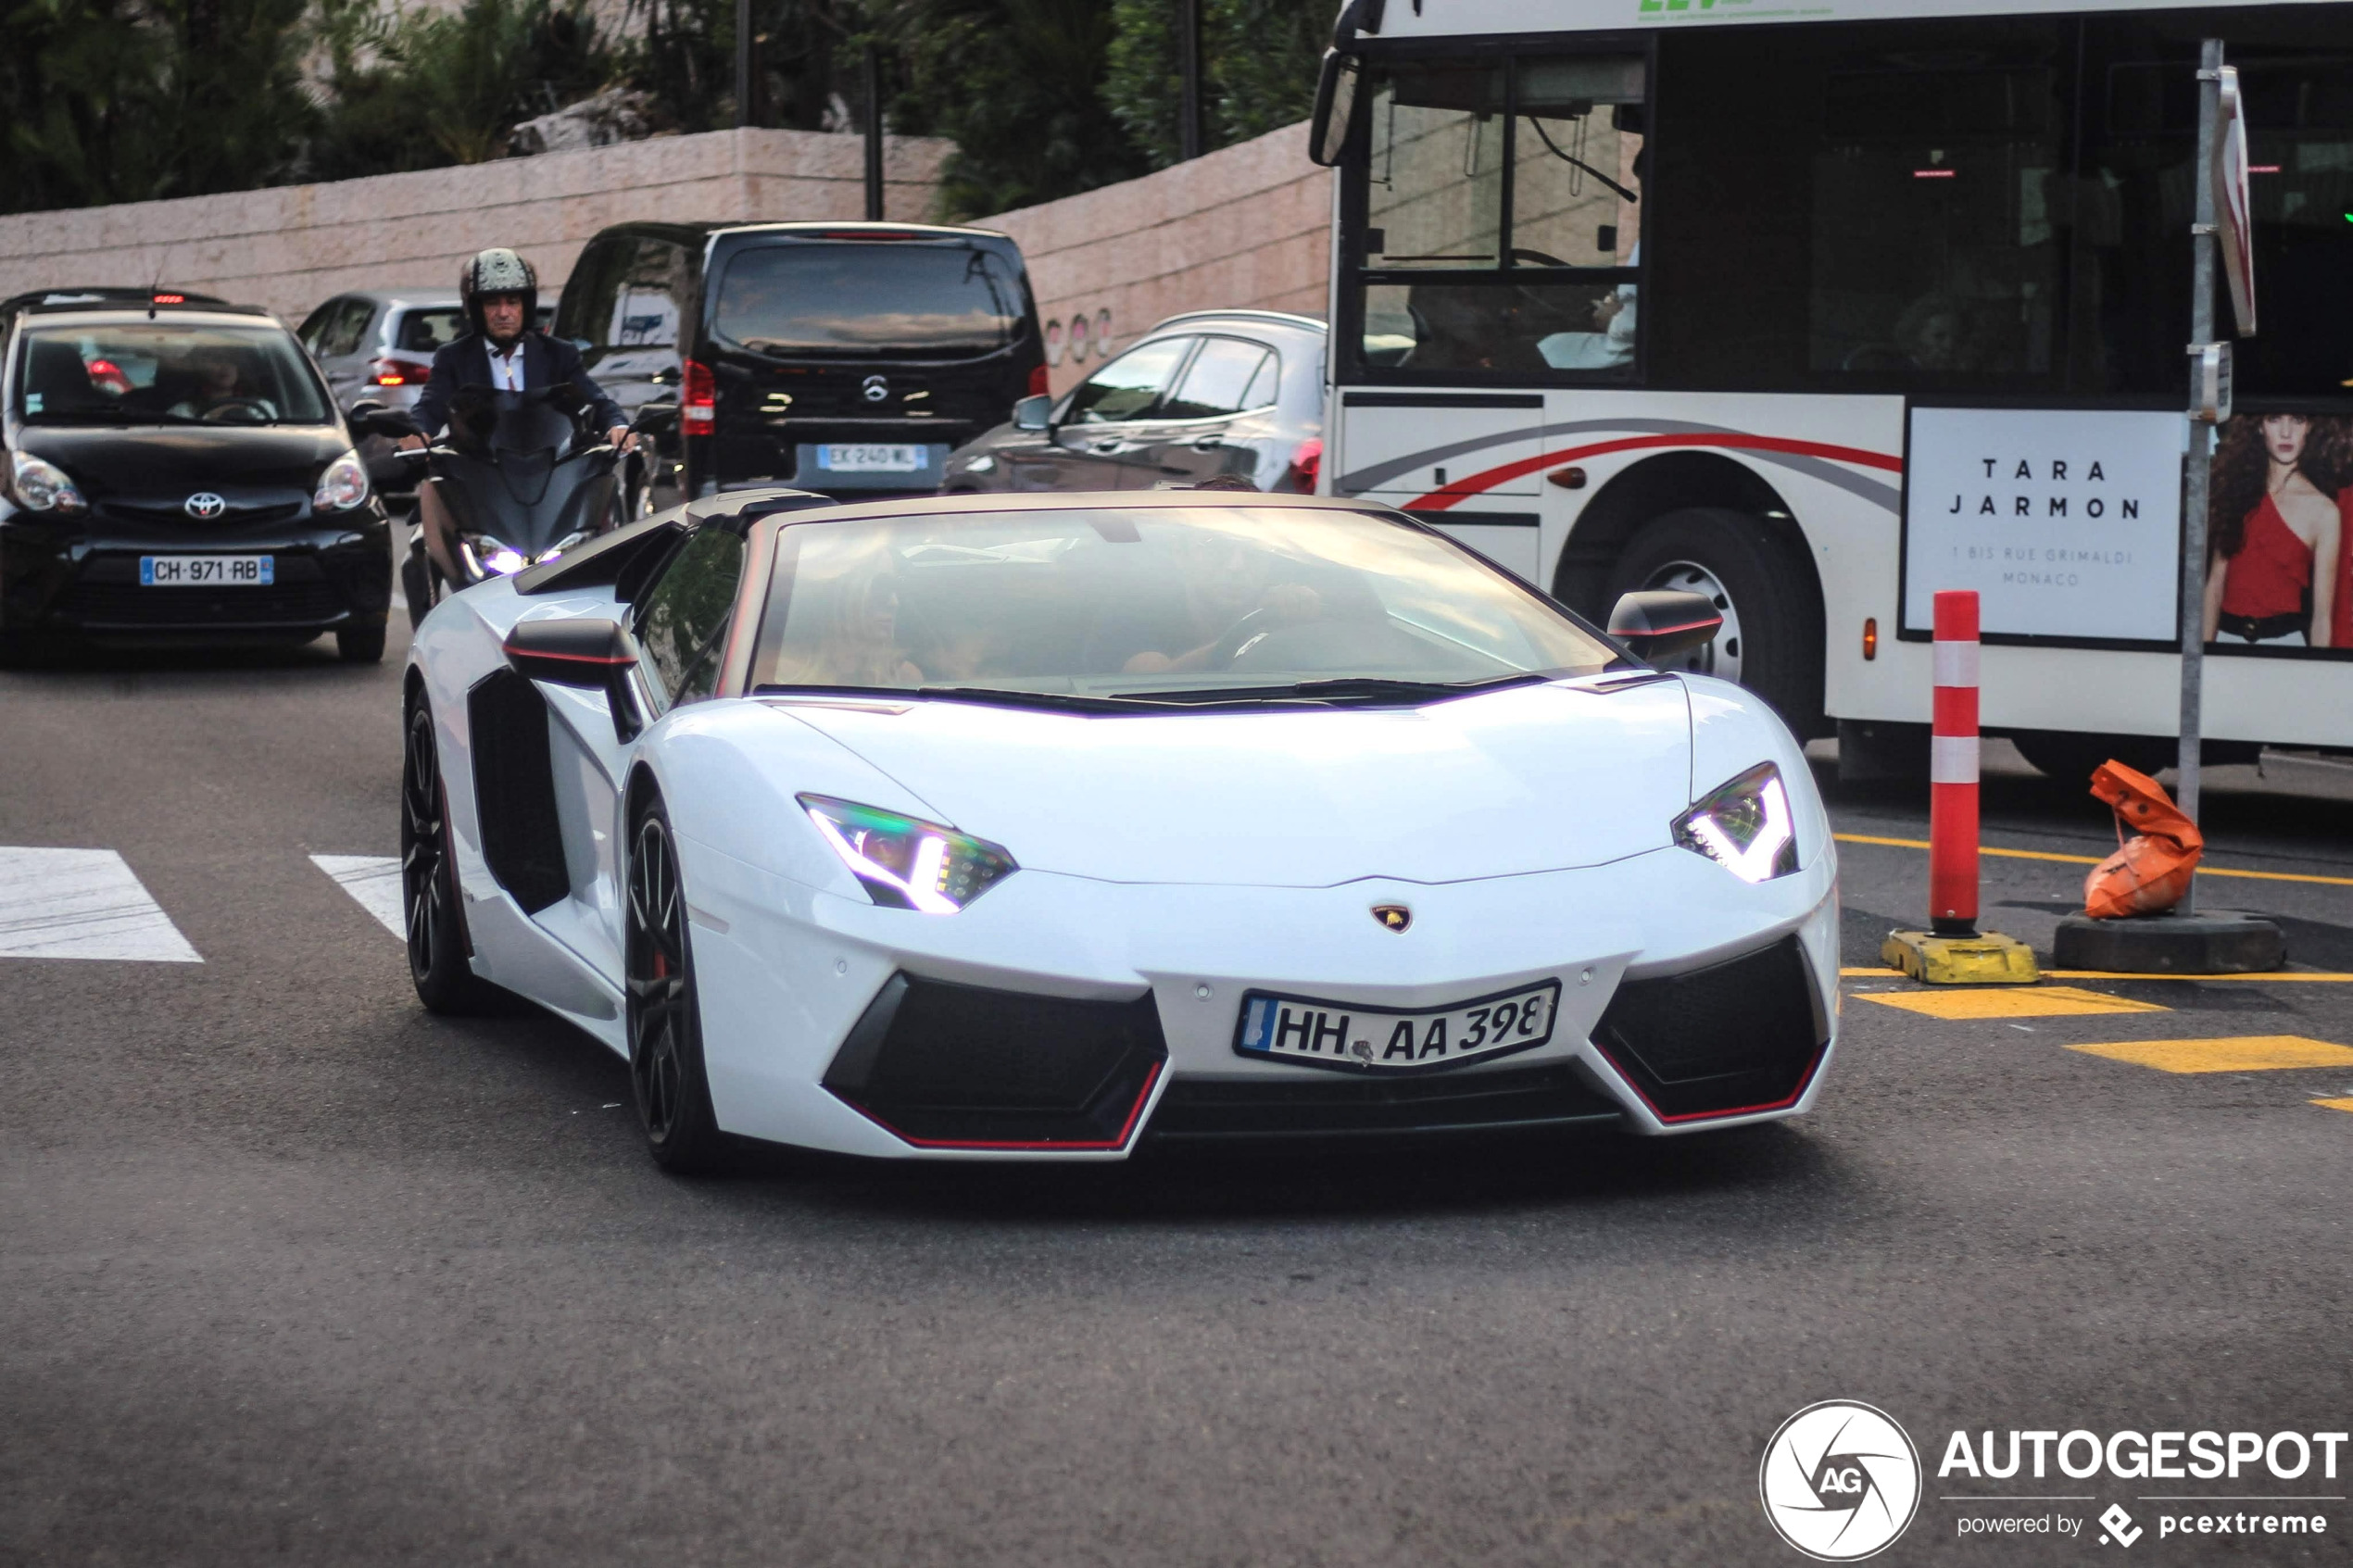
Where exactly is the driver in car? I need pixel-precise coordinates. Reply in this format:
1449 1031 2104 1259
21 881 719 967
168 345 276 421
1119 529 1322 675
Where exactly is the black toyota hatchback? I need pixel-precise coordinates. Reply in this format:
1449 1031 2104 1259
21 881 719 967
0 297 394 661
555 220 1046 508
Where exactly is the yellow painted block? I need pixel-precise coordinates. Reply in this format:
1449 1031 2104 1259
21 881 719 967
1881 929 2041 985
2069 1035 2353 1074
1859 985 2171 1020
2313 1098 2353 1114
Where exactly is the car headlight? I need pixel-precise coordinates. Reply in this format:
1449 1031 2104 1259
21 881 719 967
9 451 86 513
799 794 1016 913
1672 761 1798 883
314 449 370 510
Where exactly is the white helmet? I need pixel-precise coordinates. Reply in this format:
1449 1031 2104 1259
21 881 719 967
459 248 538 334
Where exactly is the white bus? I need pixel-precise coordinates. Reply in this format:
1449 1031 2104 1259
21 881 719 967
1311 0 2353 781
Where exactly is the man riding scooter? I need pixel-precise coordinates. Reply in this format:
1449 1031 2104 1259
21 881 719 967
397 248 635 599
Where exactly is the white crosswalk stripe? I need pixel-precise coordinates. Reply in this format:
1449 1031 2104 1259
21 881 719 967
311 854 404 937
0 847 202 962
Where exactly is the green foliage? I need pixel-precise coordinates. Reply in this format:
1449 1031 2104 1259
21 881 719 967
1 0 316 212
1103 0 1325 169
875 0 1152 220
310 0 619 175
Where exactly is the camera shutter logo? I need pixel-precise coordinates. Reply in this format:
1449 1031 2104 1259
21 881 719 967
862 374 890 404
1759 1400 1921 1561
184 492 227 520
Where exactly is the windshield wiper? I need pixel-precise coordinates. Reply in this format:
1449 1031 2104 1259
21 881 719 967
1120 672 1552 706
754 683 1174 713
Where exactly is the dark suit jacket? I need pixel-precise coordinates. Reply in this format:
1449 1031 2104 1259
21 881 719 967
413 330 625 440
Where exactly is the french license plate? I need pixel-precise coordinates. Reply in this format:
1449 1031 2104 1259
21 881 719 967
821 443 925 472
1234 980 1562 1072
140 555 274 586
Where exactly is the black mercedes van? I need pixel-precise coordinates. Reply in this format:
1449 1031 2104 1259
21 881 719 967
555 221 1047 509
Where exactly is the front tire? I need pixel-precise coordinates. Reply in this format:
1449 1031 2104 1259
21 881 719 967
625 796 727 1173
401 696 506 1014
338 624 387 663
1608 508 1825 737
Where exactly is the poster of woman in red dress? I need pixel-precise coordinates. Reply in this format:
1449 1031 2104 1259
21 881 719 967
2205 412 2344 648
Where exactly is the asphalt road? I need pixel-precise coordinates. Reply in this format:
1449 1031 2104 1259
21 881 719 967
4 628 2351 1567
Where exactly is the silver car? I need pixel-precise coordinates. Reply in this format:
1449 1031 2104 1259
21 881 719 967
942 310 1325 495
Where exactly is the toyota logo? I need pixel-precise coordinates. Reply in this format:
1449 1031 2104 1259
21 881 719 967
183 492 227 520
861 375 890 404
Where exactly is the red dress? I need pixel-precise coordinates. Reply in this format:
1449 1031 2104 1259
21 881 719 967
2335 488 2353 647
2220 495 2312 620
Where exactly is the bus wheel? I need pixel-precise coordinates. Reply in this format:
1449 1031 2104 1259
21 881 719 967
1608 508 1824 736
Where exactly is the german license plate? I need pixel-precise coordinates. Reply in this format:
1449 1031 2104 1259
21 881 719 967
821 443 924 472
140 555 274 586
1234 980 1562 1072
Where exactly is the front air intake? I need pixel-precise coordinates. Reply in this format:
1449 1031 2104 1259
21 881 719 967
823 974 1166 1149
1590 936 1829 1122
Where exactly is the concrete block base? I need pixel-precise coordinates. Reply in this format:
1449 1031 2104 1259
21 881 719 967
2052 912 2286 975
1881 929 2043 985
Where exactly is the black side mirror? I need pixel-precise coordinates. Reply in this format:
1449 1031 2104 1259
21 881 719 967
503 616 646 742
1607 589 1722 663
1012 394 1053 433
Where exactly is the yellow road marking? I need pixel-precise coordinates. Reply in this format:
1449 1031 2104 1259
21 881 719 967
1840 966 2353 982
2068 1035 2353 1073
1858 985 2170 1020
1833 832 2353 888
2313 1098 2353 1114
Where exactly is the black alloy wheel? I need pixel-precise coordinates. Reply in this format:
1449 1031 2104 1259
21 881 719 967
401 697 504 1013
625 797 726 1173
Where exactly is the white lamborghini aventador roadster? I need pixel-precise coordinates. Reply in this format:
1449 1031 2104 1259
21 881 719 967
400 487 1839 1170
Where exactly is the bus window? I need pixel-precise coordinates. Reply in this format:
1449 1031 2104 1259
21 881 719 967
2081 13 2353 398
1353 55 1643 381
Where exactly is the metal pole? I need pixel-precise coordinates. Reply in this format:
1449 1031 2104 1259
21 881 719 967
863 44 885 221
1177 0 1204 162
2177 37 2221 914
733 0 752 128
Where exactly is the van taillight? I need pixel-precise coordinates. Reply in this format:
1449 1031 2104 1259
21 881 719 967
1286 438 1323 494
682 359 716 430
1027 363 1051 398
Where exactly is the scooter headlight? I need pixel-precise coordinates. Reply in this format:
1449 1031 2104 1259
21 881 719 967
314 449 371 511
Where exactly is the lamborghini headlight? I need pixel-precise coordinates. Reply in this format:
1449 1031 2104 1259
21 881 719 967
1672 761 1798 883
799 795 1016 913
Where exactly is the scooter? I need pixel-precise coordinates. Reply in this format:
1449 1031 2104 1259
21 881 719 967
352 384 623 631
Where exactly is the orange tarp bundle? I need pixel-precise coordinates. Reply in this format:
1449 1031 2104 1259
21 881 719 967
2082 760 2204 920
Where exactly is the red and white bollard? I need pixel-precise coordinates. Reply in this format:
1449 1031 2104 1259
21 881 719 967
1930 590 1980 935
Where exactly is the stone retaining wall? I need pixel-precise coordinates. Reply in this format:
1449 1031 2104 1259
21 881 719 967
0 119 1333 391
0 128 951 322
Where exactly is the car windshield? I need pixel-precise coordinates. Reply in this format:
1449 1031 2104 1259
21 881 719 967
12 321 333 426
714 244 1024 358
749 506 1620 705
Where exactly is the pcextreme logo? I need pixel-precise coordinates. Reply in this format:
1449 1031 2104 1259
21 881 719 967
1759 1401 1924 1561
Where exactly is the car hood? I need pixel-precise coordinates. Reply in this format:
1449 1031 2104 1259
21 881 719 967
768 677 1693 887
14 423 349 500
